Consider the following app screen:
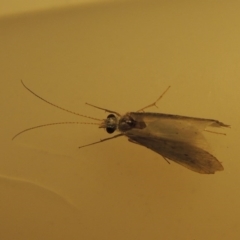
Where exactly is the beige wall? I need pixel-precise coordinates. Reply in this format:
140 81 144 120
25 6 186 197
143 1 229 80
1 1 239 239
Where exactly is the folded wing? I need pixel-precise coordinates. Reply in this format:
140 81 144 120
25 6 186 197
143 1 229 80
128 136 223 173
125 113 228 173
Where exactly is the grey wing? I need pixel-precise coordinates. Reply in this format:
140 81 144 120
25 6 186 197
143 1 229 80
128 136 224 174
128 112 229 153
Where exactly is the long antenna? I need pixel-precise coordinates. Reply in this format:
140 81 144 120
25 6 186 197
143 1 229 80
12 122 99 140
20 80 102 121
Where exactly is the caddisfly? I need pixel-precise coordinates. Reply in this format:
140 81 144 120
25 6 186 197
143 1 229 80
13 81 229 174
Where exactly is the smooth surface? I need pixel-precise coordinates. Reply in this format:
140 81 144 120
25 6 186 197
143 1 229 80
0 0 109 17
1 1 239 239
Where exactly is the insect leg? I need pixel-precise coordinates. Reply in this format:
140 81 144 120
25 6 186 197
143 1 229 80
85 103 121 116
204 130 227 135
79 133 123 149
137 86 171 112
163 157 171 164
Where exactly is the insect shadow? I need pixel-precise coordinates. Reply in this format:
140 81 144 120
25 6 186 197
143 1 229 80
13 81 230 174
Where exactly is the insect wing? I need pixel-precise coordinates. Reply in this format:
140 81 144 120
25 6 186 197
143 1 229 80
128 136 223 173
124 113 226 173
126 113 227 151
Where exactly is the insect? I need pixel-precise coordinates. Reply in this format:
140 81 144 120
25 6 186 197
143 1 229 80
13 81 229 174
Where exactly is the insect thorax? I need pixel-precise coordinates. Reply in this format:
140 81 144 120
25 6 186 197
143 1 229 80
104 113 147 134
118 114 136 132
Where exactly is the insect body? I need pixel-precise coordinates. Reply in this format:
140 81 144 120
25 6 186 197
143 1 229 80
100 112 228 174
13 81 229 174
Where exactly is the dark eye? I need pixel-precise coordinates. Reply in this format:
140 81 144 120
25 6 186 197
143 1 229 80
106 114 117 134
106 127 115 134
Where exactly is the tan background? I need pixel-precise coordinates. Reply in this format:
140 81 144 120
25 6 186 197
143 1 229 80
1 1 239 239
